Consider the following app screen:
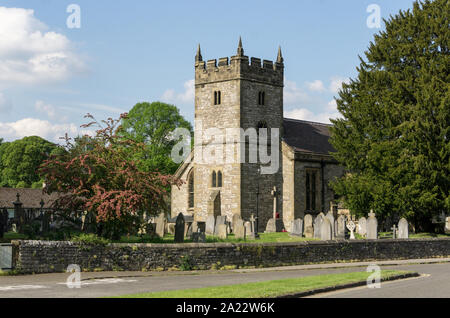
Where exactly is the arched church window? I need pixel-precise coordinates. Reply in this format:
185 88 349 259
217 171 223 187
258 91 265 105
212 171 217 187
214 91 222 105
305 170 317 211
257 120 269 136
188 171 194 209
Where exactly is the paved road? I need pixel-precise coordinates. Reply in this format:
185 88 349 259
309 262 450 298
0 260 449 298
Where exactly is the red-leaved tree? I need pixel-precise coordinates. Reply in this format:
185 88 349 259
39 113 181 239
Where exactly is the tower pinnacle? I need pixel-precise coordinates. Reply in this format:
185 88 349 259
195 44 203 62
237 36 244 57
277 46 284 64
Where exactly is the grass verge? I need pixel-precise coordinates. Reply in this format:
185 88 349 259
114 270 414 298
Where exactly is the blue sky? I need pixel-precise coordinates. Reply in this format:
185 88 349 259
0 0 416 143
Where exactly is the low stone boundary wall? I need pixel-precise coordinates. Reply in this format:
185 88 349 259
11 238 450 274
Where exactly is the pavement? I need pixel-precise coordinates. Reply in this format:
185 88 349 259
0 258 449 298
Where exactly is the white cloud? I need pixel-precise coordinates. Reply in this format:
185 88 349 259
306 80 326 92
284 108 340 124
35 100 57 119
329 76 350 94
0 7 85 85
0 118 91 143
326 99 338 111
161 79 195 104
284 79 311 106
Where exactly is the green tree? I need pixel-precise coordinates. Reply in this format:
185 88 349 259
0 136 61 188
40 114 180 239
120 101 193 174
330 0 449 231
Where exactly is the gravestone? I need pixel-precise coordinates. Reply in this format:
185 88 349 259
326 212 335 238
397 218 409 239
244 221 253 239
232 214 241 233
265 218 283 233
347 220 356 239
214 216 227 236
191 230 206 243
320 218 332 240
313 213 325 239
336 215 346 239
205 215 216 235
185 222 193 238
217 224 228 239
304 214 314 238
357 217 367 236
174 213 185 243
445 217 450 234
167 223 175 235
155 213 166 238
290 219 303 237
234 219 246 240
191 221 199 234
366 210 378 240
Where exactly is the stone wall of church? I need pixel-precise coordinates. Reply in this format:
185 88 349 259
282 143 295 232
281 150 345 232
171 164 191 218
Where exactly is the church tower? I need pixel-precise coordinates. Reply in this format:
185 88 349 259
192 38 284 228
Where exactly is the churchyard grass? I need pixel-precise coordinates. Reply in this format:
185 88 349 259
115 270 413 298
113 232 318 244
0 232 27 243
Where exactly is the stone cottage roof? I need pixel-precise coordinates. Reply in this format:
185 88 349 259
283 118 336 155
0 188 60 209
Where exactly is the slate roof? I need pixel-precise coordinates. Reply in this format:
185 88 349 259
0 188 60 209
283 118 336 155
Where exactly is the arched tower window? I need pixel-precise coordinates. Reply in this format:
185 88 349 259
217 171 223 187
258 91 265 105
188 171 194 209
214 91 222 105
212 171 217 187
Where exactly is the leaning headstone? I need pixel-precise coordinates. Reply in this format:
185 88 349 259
174 213 185 243
326 212 335 238
347 220 356 239
313 213 325 239
11 223 17 233
205 215 216 235
304 214 314 238
397 218 409 239
155 213 166 238
185 222 193 238
366 210 378 240
320 218 332 240
217 223 228 239
214 216 227 236
290 219 303 237
336 215 346 239
265 218 283 233
357 217 367 236
445 217 450 234
234 219 246 240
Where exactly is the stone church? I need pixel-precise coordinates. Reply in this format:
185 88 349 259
171 39 345 232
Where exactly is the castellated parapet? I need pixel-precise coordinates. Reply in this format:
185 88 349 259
195 53 284 87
